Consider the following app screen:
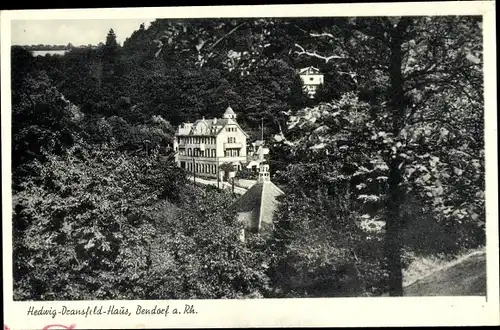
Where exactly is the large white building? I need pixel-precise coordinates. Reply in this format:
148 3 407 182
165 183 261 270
298 66 324 98
174 106 249 178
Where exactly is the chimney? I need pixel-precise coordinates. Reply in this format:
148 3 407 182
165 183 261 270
213 118 217 124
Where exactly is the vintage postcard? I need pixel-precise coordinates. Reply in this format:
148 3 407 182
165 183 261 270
1 2 499 329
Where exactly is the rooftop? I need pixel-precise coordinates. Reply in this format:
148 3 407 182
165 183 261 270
223 106 236 116
298 66 321 75
176 107 248 137
232 181 284 233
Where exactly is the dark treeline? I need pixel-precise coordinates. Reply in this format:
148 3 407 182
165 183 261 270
12 17 485 300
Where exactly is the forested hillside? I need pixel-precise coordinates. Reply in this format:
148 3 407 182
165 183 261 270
11 16 485 300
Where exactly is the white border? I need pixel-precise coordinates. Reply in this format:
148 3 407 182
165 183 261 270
2 2 498 328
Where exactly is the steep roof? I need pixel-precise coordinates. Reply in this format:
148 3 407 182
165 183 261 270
298 66 321 75
251 140 265 147
224 106 236 116
193 118 230 135
176 117 249 137
233 181 284 233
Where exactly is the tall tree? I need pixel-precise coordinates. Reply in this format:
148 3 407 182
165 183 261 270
276 16 483 296
105 28 118 48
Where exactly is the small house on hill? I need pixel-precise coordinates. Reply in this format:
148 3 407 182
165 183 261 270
298 66 324 98
232 162 284 238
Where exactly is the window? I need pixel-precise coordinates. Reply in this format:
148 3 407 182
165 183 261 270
212 164 216 174
212 149 216 157
228 137 236 143
309 77 314 81
187 148 192 156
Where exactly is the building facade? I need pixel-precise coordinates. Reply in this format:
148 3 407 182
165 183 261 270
174 106 249 178
246 140 269 172
298 66 324 98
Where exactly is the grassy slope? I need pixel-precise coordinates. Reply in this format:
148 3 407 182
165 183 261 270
403 249 486 296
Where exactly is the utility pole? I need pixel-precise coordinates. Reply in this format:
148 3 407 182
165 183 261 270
192 155 196 188
144 139 150 157
216 157 220 189
261 117 264 141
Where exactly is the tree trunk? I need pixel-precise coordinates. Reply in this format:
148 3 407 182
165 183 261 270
385 157 404 296
384 21 408 296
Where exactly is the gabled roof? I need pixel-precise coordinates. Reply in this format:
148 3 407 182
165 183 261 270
224 106 236 116
191 118 230 136
176 117 249 138
233 181 284 233
251 140 265 147
298 66 321 75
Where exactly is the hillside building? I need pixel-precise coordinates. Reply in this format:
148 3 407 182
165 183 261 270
174 106 249 178
246 140 270 172
298 66 324 98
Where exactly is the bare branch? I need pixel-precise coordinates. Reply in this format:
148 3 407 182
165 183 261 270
310 32 335 39
294 43 347 63
208 22 247 51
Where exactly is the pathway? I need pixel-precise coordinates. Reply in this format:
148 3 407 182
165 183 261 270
187 176 247 195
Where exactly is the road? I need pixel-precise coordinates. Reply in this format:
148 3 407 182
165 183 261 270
187 176 247 195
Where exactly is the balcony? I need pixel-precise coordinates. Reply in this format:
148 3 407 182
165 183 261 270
224 142 242 149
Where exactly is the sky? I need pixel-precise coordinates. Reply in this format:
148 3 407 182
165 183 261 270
11 19 155 46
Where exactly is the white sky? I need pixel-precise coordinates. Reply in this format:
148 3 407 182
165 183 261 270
11 19 155 46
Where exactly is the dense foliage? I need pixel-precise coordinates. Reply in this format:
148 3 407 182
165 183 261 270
12 16 485 300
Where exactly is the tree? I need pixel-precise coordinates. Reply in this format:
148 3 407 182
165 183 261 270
269 94 388 296
105 28 118 49
274 16 483 296
11 70 82 188
235 59 307 135
140 187 270 299
13 144 187 300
